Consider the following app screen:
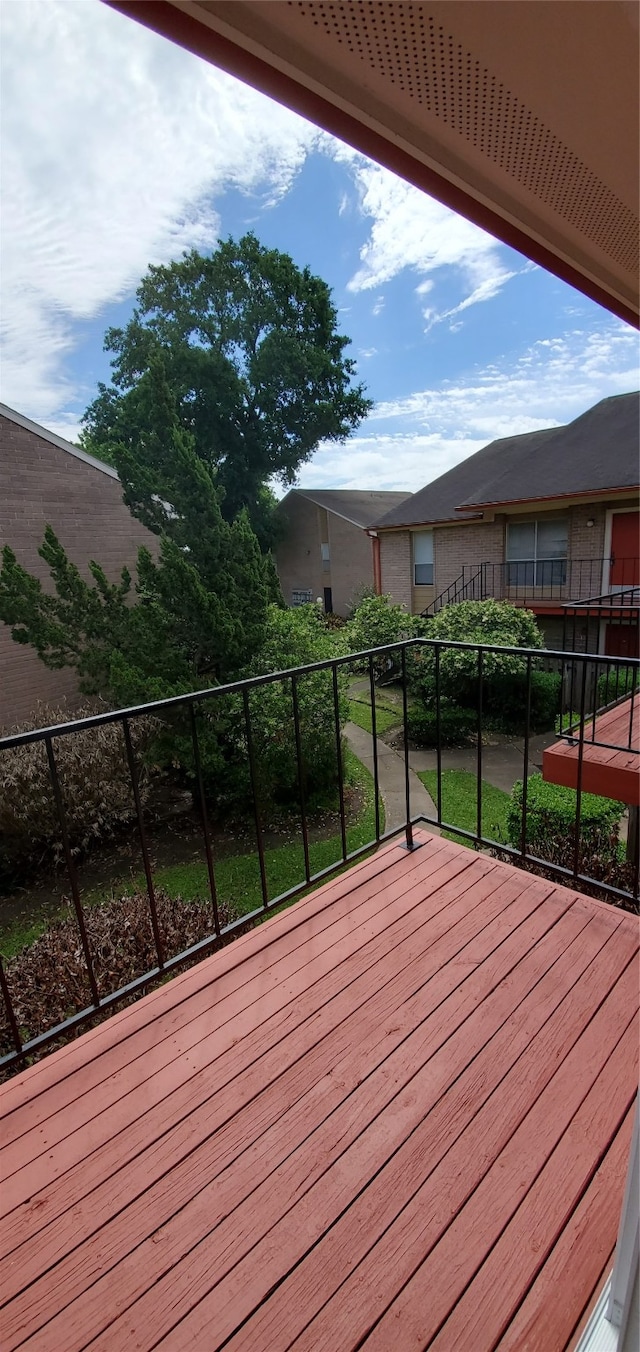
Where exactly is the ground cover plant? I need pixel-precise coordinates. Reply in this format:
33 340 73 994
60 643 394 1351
0 750 380 1065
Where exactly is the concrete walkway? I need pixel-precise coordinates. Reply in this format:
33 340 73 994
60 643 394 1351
407 730 557 795
344 721 439 835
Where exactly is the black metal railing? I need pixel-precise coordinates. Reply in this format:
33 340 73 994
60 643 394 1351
561 587 640 661
422 567 484 616
0 639 638 1073
425 558 640 615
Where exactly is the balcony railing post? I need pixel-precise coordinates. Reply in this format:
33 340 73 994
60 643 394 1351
476 648 483 843
572 659 589 884
45 734 101 1008
332 664 348 863
435 645 443 827
0 955 23 1058
520 654 532 859
291 673 311 884
368 655 381 843
122 717 165 971
401 646 414 851
188 702 221 938
242 688 269 909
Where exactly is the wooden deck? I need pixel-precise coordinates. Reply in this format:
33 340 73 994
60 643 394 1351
543 692 639 804
1 831 638 1351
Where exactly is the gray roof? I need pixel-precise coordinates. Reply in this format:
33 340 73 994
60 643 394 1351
0 402 119 480
374 392 639 529
281 488 411 528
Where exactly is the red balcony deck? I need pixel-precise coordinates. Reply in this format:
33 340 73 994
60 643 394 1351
543 693 640 805
1 831 638 1351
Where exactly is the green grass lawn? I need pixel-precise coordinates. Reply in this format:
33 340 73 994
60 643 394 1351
0 749 382 957
418 769 511 847
348 699 399 735
132 749 381 921
348 680 419 737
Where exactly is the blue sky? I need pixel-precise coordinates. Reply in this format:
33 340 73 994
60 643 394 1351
2 1 638 494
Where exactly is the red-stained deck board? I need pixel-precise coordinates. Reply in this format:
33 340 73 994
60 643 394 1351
0 831 638 1352
543 692 640 803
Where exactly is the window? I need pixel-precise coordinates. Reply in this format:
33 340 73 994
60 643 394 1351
320 542 330 563
413 530 434 586
506 518 568 587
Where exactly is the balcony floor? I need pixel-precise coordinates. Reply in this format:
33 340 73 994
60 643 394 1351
543 692 640 805
0 831 638 1351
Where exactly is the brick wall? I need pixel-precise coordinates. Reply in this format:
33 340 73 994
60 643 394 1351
275 495 377 615
433 520 505 601
275 495 326 606
0 413 156 729
379 531 412 610
327 513 374 614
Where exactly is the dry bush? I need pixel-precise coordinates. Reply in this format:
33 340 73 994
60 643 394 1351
0 889 239 1066
0 702 156 871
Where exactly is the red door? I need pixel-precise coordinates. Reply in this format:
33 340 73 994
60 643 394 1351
605 623 639 658
610 511 640 586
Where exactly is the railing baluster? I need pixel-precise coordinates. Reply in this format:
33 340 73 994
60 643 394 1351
476 648 483 843
368 655 381 843
45 735 100 1007
572 659 589 884
188 703 221 938
435 645 443 826
401 647 414 851
520 654 532 858
628 664 637 751
122 718 165 970
291 673 311 884
242 688 269 909
332 665 348 863
0 955 23 1058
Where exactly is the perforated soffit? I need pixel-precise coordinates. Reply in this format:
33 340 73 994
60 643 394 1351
109 0 640 325
292 2 637 273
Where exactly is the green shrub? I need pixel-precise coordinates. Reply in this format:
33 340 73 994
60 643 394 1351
411 600 543 707
596 665 637 710
0 702 155 878
483 669 561 733
507 773 622 868
240 604 349 811
347 594 420 673
407 703 477 747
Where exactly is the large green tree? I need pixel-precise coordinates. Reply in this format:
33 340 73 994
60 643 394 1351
81 233 372 542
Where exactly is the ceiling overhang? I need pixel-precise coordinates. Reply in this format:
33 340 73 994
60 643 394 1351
106 1 639 327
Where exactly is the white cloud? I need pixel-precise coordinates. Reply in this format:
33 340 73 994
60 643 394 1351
372 296 385 317
358 347 378 360
346 161 515 324
296 323 639 491
0 0 320 425
297 432 486 492
371 324 639 436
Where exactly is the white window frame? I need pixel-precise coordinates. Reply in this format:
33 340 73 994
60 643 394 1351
413 530 434 586
506 517 568 587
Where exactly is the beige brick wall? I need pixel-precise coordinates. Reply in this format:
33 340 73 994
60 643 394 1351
0 414 156 729
379 530 412 610
433 520 505 602
275 496 376 615
327 513 374 615
275 495 325 605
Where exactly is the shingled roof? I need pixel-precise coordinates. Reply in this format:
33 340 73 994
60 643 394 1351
279 488 411 529
373 392 639 529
